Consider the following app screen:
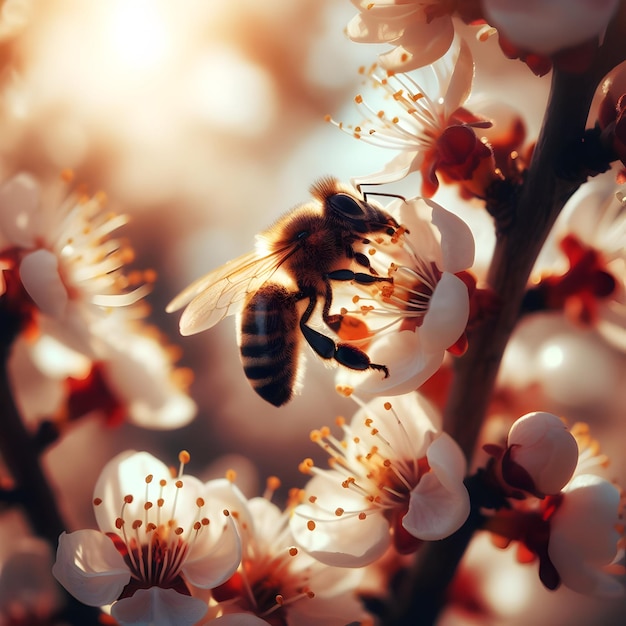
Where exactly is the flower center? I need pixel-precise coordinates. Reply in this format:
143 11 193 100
94 451 210 599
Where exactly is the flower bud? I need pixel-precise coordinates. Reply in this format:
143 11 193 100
502 411 578 497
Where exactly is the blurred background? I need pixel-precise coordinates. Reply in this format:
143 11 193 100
0 1 624 624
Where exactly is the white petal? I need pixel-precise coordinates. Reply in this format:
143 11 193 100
52 530 130 607
183 512 241 589
548 474 622 596
0 172 41 247
98 332 197 430
336 330 443 397
351 150 420 189
93 451 172 534
428 200 475 272
350 393 441 458
482 0 619 55
420 273 470 353
443 38 475 118
403 435 469 540
379 18 455 73
290 503 390 568
20 249 68 318
111 587 208 626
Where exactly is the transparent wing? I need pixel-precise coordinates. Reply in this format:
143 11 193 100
166 250 260 313
167 248 293 336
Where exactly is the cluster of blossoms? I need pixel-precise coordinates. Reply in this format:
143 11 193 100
52 450 368 626
482 412 624 596
0 171 196 430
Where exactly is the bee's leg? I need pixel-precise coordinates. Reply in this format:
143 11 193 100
324 269 392 330
299 291 390 378
326 268 392 285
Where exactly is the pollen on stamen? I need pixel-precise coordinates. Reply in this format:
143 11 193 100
196 497 205 507
336 384 354 397
174 527 184 535
307 521 316 531
299 458 315 474
93 498 102 506
310 430 322 443
308 495 317 503
355 94 363 104
124 495 134 504
132 520 142 530
225 469 237 483
175 480 183 489
266 476 281 492
358 512 367 520
384 402 392 410
288 547 298 557
335 416 345 427
144 502 153 510
145 474 153 484
335 508 344 517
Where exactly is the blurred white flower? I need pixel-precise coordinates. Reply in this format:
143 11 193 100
486 420 624 596
206 478 366 626
0 171 151 353
482 0 619 57
334 195 474 397
52 450 241 626
345 0 458 72
0 0 33 42
531 166 626 351
290 393 470 567
0 537 63 624
0 171 196 429
548 473 623 597
330 38 498 198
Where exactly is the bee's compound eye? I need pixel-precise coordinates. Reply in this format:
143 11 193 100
328 193 364 217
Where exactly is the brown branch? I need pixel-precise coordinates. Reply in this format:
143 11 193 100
383 3 626 623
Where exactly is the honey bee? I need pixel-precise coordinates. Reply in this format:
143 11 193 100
166 177 401 406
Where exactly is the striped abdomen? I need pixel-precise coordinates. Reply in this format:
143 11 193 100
239 284 300 406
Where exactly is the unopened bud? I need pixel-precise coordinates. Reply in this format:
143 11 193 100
502 412 578 497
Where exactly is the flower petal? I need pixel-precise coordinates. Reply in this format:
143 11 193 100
111 587 208 626
403 434 469 540
0 172 40 248
182 511 241 589
20 249 68 318
291 502 390 568
483 0 619 56
428 200 475 273
92 451 171 534
52 530 130 607
548 474 622 596
336 330 444 396
420 273 470 352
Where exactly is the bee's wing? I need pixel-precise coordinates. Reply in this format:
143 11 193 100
168 249 291 336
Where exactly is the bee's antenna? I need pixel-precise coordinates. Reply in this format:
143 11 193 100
355 181 406 204
362 189 407 204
